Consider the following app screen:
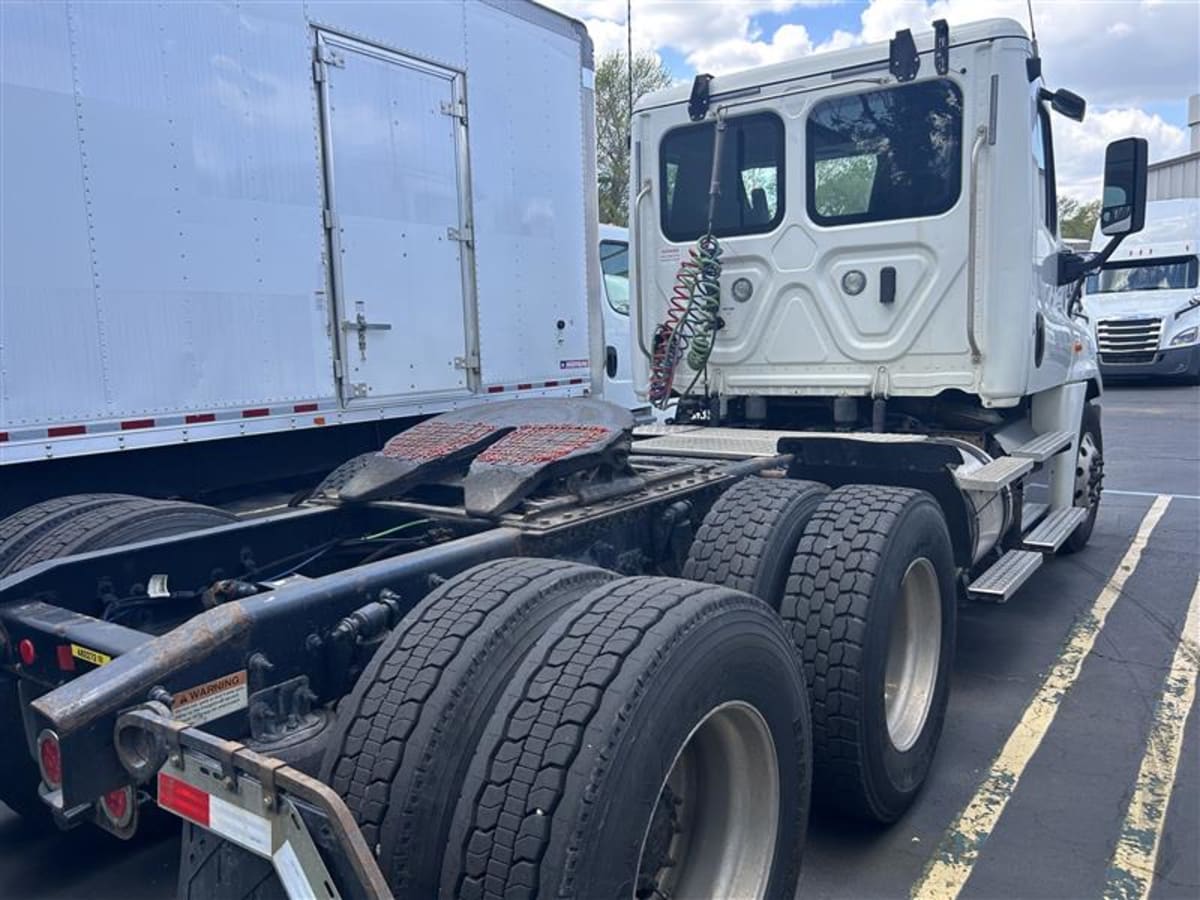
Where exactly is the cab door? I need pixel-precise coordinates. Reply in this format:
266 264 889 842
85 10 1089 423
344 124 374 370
316 31 475 405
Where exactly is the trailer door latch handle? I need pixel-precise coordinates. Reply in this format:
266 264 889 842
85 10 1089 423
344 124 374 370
342 309 392 359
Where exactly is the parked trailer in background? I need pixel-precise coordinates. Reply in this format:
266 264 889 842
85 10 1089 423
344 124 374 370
0 0 600 512
0 16 1151 900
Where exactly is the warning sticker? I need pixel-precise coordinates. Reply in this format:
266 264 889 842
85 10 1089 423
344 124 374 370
558 358 589 370
658 246 682 264
71 644 112 667
173 671 248 726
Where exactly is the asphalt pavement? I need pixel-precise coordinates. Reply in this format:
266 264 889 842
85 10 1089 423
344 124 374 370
2 384 1197 900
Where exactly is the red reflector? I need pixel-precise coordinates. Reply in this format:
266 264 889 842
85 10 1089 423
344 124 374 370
102 786 132 826
158 772 210 826
241 408 269 418
185 413 216 424
544 380 559 387
517 383 533 390
47 425 86 438
0 432 8 443
486 386 504 394
18 638 35 666
56 644 76 671
293 403 318 413
569 378 584 385
38 732 62 788
120 418 154 430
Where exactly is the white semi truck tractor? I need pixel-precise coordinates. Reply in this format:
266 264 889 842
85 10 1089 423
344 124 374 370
0 15 1146 900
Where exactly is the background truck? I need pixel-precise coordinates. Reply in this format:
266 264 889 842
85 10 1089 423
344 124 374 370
0 0 601 515
1083 198 1200 381
0 14 1148 900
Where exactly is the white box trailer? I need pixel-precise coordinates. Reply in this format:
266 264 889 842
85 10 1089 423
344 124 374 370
0 0 600 471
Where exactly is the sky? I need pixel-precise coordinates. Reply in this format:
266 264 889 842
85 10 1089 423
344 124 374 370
545 0 1200 201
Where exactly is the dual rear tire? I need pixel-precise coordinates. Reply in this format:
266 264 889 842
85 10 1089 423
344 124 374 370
684 476 956 824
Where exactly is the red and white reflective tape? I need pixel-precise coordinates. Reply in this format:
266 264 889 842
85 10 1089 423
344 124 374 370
3 401 334 444
484 378 586 394
158 771 271 856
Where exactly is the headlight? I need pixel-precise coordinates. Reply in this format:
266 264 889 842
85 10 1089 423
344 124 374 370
1169 327 1198 347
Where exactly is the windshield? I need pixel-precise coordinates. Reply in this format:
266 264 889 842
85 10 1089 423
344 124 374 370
600 240 629 314
1087 256 1199 294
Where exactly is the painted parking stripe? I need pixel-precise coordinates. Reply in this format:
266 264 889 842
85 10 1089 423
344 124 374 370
1106 489 1200 502
911 494 1173 900
1103 575 1200 900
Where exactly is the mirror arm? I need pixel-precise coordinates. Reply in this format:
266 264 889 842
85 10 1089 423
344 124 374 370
1057 233 1127 286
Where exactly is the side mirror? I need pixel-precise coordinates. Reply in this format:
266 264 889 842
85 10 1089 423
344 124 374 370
1040 88 1086 122
1100 137 1148 236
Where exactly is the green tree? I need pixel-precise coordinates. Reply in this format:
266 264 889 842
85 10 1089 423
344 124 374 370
595 51 672 226
1058 197 1101 241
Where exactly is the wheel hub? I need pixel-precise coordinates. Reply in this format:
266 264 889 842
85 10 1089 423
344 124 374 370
634 702 779 900
1074 432 1103 510
884 558 942 753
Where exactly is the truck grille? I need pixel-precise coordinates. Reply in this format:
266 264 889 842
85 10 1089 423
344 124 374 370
1096 317 1162 365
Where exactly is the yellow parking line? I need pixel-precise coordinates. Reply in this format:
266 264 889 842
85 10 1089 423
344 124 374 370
912 494 1173 900
1103 575 1200 900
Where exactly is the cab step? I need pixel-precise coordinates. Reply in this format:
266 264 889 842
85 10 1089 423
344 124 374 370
1022 506 1088 552
1010 430 1075 462
1021 501 1049 532
953 455 1033 492
968 549 1043 602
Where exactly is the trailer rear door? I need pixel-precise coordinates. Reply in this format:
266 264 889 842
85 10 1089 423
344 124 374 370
316 32 475 406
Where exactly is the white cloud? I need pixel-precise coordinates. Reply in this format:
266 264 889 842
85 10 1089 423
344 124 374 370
1056 108 1188 200
548 0 1196 199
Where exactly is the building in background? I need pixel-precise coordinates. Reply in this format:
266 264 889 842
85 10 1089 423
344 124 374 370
1147 94 1199 201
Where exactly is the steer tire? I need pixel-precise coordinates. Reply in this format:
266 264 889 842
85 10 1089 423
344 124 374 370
683 476 828 608
782 485 956 824
321 558 617 898
1061 402 1103 554
441 577 811 900
2 498 236 576
0 493 139 575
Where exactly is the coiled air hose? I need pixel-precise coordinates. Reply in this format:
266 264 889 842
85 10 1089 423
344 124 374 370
647 113 728 409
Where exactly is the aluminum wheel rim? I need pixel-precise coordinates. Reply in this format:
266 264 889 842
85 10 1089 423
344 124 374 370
884 558 942 753
634 701 779 900
1074 432 1102 510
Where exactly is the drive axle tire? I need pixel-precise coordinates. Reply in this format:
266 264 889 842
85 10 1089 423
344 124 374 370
683 476 828 608
321 558 617 898
441 577 811 900
1 498 236 576
1061 402 1103 554
0 493 138 575
782 485 955 824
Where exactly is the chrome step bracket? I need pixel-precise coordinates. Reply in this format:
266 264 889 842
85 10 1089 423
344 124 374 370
953 455 1033 492
1022 506 1088 552
1010 430 1075 462
968 549 1043 602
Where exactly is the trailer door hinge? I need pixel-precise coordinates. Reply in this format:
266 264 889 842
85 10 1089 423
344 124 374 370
454 351 481 373
439 99 467 124
323 208 336 230
447 225 473 244
333 358 344 380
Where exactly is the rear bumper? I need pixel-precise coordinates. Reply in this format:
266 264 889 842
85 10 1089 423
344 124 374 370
1100 344 1200 380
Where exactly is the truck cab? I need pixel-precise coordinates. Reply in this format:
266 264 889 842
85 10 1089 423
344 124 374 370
1083 198 1200 381
629 18 1103 417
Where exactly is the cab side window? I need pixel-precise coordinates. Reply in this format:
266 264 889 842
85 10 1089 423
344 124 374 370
1033 102 1058 234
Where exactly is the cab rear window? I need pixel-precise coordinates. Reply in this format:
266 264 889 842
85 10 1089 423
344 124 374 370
807 79 963 226
660 112 785 243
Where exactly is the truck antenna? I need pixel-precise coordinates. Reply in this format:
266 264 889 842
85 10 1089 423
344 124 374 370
1026 0 1039 58
627 0 633 122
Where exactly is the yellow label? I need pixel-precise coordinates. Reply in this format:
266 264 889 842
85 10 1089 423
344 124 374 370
71 643 112 666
